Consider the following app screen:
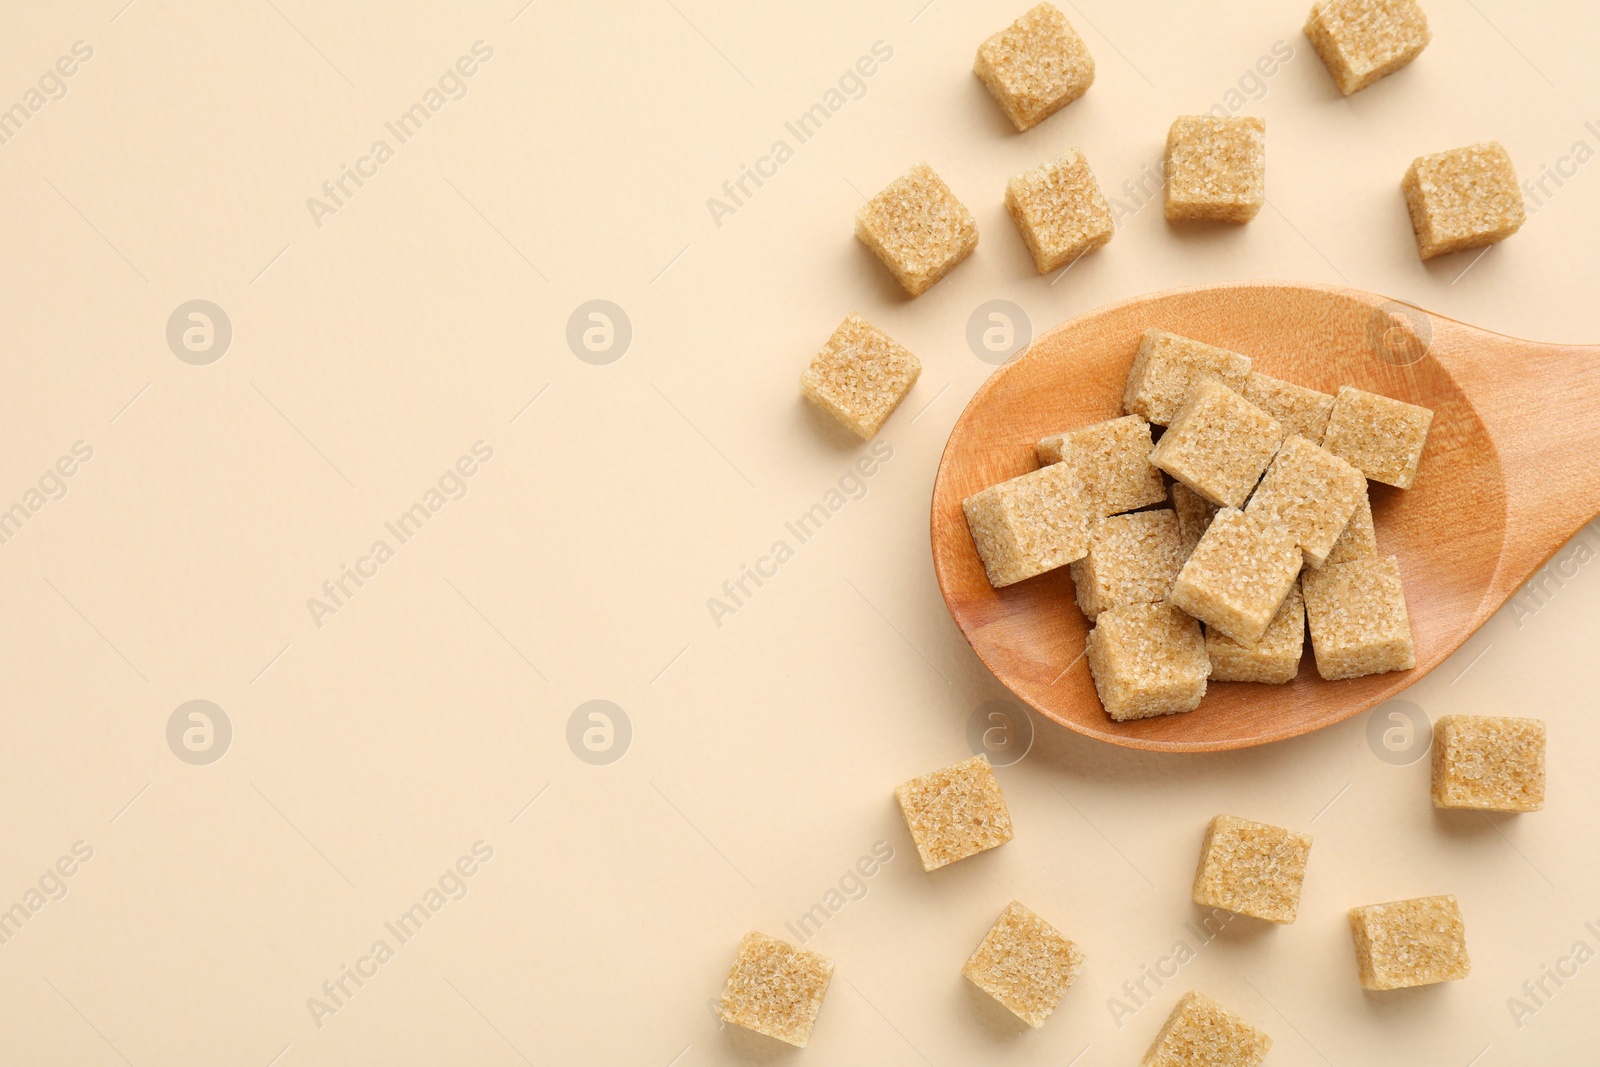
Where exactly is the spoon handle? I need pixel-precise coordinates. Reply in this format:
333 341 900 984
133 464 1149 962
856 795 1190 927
1429 319 1600 627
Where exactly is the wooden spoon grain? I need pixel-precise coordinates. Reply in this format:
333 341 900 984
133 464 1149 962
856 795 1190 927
930 281 1600 752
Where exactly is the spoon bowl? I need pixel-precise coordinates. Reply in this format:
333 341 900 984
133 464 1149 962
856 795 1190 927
931 281 1600 751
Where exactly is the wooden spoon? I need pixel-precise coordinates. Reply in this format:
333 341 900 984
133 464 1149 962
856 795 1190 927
931 281 1600 752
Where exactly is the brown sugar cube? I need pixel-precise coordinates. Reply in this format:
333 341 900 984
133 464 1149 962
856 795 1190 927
856 163 978 296
1170 508 1301 647
1320 386 1433 489
716 932 834 1047
1324 485 1377 565
1124 329 1252 426
1151 381 1287 509
1171 481 1218 558
1305 0 1430 96
800 314 921 439
1192 814 1313 923
1037 414 1166 518
1006 148 1113 273
895 754 1014 870
1242 372 1336 442
1432 715 1546 812
1302 555 1415 680
1165 115 1266 224
973 3 1095 132
1349 895 1470 991
1085 603 1210 721
962 901 1086 1028
1403 142 1525 260
1070 510 1186 621
1246 435 1367 568
1142 991 1272 1067
964 462 1089 588
1207 582 1305 684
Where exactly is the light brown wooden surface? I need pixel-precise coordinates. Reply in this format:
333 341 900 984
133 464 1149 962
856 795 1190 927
932 281 1600 751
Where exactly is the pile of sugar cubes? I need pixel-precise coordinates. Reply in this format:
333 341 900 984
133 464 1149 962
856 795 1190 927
964 327 1433 720
715 714 1546 1052
801 0 1524 445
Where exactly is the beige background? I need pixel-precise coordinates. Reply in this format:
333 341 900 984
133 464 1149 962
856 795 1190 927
1 0 1597 1063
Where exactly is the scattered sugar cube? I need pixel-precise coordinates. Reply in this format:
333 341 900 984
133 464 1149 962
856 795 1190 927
1142 991 1272 1067
1006 148 1113 273
1305 0 1431 95
895 754 1014 870
800 314 921 439
1151 380 1287 509
973 3 1095 132
1402 141 1525 260
1170 508 1301 647
962 901 1086 1028
964 463 1090 588
1171 482 1218 558
1037 414 1166 518
1320 386 1433 489
1207 582 1305 684
1302 555 1416 680
856 163 978 296
1192 814 1313 923
1432 715 1546 813
1125 329 1252 426
1070 510 1187 621
1164 115 1266 224
1246 435 1367 568
1324 485 1377 565
1086 603 1210 721
1349 895 1470 991
717 932 834 1047
1242 372 1336 442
